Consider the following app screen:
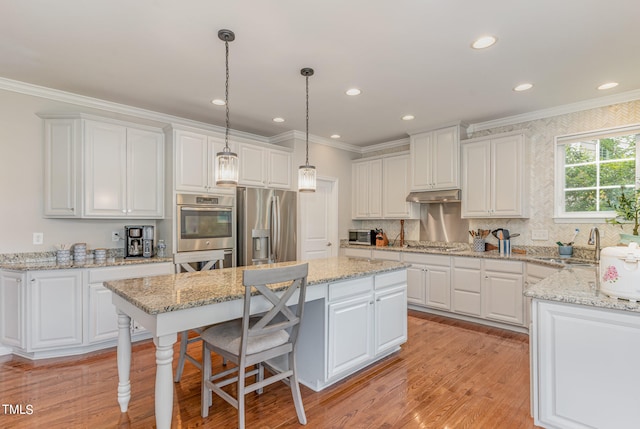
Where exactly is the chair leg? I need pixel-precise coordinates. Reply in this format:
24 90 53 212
174 330 189 382
257 363 264 395
201 343 212 418
238 365 246 429
289 352 307 425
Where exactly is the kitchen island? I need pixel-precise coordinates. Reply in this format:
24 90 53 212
104 256 408 429
525 267 640 429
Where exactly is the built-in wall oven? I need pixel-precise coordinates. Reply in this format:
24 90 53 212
176 193 235 267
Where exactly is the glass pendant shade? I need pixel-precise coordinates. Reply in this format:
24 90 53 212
298 164 316 193
215 147 239 186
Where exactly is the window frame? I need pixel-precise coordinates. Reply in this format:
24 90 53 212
554 124 640 223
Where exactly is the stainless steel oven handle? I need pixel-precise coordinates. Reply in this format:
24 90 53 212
178 206 232 212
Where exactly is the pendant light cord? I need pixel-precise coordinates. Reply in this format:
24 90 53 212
224 38 230 152
305 73 309 166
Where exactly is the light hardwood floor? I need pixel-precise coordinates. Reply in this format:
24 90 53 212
0 311 538 428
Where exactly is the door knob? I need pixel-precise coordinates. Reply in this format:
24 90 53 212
326 242 332 247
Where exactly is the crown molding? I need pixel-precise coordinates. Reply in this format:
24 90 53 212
467 89 640 134
270 130 364 153
360 137 410 154
0 77 270 144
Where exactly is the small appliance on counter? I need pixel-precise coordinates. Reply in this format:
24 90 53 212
125 225 154 258
348 229 376 246
600 242 640 301
375 229 389 247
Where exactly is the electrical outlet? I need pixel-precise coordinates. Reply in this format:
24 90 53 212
531 230 548 241
33 232 44 245
112 231 120 242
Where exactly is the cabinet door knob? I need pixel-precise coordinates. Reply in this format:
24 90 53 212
326 242 332 247
122 209 126 213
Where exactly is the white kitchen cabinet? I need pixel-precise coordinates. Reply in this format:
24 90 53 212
351 158 383 218
482 259 524 325
461 132 527 218
237 143 292 189
87 263 173 343
327 277 374 378
84 120 164 218
0 271 26 348
403 253 451 310
451 257 482 317
343 247 373 259
327 271 407 379
40 115 165 219
382 155 419 219
29 270 84 350
42 118 81 217
374 282 407 354
410 125 462 191
174 129 237 194
532 300 640 429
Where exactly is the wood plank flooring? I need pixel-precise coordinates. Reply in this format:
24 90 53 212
0 311 538 428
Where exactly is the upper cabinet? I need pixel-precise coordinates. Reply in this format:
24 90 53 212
352 154 418 220
352 158 383 219
174 129 235 194
42 115 165 219
461 132 528 218
237 143 292 189
410 125 464 191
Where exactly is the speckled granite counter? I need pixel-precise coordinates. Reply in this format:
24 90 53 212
0 256 173 271
524 267 640 313
104 256 407 315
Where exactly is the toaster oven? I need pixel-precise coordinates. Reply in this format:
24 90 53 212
348 229 376 246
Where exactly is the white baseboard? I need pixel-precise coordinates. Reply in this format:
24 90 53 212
0 346 13 356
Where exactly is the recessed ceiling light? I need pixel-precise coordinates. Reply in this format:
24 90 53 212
211 99 225 105
345 88 362 96
402 115 415 121
272 117 285 123
513 83 534 92
472 36 497 49
330 134 341 139
598 82 619 90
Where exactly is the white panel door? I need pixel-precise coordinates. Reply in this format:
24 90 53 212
88 283 119 343
492 134 525 217
238 144 267 187
44 118 79 217
175 130 209 192
432 126 459 189
127 128 164 217
0 271 25 348
461 140 491 217
410 131 433 190
425 264 451 310
300 178 337 260
483 271 524 325
267 150 292 189
374 285 407 354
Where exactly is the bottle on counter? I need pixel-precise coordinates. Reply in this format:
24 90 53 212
157 240 166 258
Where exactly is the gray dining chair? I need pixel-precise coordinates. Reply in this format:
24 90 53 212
173 249 226 382
200 262 309 428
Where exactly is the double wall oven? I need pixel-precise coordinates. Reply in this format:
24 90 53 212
176 193 235 267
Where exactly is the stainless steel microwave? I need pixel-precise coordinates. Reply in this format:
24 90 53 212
348 229 376 246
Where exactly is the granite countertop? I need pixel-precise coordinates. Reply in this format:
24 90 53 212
524 267 640 314
342 242 594 269
0 256 173 271
104 256 407 315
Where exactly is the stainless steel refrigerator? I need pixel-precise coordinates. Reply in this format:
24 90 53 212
236 187 297 266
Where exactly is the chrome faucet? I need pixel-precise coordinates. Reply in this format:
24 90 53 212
588 227 600 262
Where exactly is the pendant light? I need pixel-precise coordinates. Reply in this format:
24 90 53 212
298 67 316 192
215 29 239 187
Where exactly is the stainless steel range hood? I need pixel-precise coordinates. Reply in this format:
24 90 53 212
406 189 461 203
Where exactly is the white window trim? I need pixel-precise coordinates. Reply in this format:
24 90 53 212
554 123 640 222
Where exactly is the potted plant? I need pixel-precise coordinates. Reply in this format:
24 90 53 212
606 186 640 240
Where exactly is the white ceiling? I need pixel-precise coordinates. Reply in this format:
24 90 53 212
2 0 639 147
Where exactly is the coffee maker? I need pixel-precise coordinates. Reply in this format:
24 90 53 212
125 225 154 258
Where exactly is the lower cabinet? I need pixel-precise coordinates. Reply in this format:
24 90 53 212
403 253 451 310
532 300 640 429
482 259 524 325
0 262 172 359
451 257 482 316
327 271 407 380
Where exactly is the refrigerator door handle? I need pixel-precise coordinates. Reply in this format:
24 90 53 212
269 196 275 263
273 195 281 262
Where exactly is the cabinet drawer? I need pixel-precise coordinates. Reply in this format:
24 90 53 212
484 259 523 274
89 262 172 283
453 256 482 269
374 270 406 290
372 250 401 261
526 263 559 281
452 290 481 316
343 248 372 259
329 277 373 302
402 253 450 266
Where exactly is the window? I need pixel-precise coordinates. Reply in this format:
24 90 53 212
555 125 640 220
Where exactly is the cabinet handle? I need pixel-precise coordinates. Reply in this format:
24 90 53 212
122 209 126 213
369 301 374 305
31 278 36 283
16 279 21 284
484 275 489 279
376 298 381 302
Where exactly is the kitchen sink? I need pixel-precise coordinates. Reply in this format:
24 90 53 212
534 256 597 267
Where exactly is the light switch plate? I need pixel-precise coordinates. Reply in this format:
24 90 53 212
531 230 548 241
